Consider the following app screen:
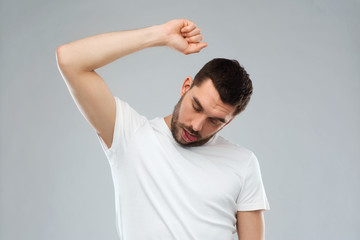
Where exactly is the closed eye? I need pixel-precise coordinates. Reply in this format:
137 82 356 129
209 118 221 125
192 104 201 112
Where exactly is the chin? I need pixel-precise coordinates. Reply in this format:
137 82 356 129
174 128 212 147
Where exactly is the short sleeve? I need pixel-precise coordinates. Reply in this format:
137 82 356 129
236 153 270 211
96 96 147 160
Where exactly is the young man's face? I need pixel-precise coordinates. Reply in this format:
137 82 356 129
171 78 236 147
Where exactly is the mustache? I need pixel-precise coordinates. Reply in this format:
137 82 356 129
182 124 200 137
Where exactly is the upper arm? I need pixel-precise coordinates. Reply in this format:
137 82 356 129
236 210 265 240
56 46 116 149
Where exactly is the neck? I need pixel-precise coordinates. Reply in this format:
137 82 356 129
164 114 172 130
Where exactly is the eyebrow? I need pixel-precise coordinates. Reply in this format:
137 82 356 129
192 97 226 123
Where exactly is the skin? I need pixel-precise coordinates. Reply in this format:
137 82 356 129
56 18 265 240
164 77 236 147
237 210 265 240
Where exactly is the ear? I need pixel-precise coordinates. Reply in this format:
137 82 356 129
180 76 193 97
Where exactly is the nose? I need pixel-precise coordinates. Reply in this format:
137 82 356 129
191 115 206 132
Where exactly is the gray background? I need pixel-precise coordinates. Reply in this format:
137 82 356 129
1 0 359 239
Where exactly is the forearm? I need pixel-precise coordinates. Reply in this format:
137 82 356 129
56 24 165 72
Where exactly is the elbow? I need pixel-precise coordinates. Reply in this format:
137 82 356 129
56 45 76 85
56 45 70 70
56 45 90 72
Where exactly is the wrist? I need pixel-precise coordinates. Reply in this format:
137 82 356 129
142 24 168 48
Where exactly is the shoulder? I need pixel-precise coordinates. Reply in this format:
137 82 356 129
114 96 148 122
212 135 254 159
112 96 149 140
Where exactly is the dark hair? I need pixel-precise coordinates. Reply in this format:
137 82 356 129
192 58 253 115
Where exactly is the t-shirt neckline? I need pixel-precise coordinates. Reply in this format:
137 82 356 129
160 117 174 139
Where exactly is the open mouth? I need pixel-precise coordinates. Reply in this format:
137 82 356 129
182 128 198 143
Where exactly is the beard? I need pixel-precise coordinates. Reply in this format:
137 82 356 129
170 94 217 147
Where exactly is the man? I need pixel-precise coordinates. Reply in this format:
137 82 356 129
56 19 270 240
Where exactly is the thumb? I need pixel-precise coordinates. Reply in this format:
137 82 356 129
198 42 208 50
184 42 208 55
195 42 208 51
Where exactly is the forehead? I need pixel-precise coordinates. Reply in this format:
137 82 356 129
188 79 236 117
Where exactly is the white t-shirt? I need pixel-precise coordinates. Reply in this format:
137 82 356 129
97 96 270 240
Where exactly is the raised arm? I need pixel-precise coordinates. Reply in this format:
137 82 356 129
56 19 207 149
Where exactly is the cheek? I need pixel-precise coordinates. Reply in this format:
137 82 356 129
203 121 226 136
202 124 219 135
178 102 193 123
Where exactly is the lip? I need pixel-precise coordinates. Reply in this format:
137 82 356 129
182 128 198 142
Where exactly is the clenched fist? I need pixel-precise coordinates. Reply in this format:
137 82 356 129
161 19 208 55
